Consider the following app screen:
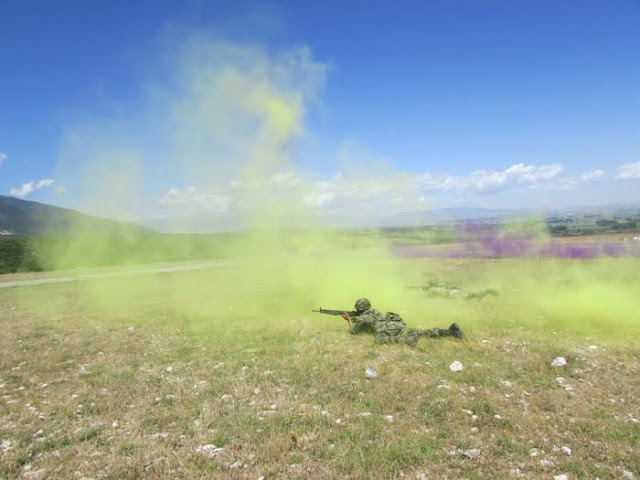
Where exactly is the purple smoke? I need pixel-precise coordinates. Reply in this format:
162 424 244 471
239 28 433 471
390 227 640 260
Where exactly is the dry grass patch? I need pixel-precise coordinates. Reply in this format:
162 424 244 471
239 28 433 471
1 261 639 479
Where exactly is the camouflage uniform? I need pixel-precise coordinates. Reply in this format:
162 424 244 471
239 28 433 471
349 298 463 347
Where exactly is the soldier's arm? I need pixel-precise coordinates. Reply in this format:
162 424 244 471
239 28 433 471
349 312 374 334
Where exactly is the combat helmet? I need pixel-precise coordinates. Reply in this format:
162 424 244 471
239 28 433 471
354 298 371 312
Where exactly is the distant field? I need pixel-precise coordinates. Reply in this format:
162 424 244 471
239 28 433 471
1 251 638 479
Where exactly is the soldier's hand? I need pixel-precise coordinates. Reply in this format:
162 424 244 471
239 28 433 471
341 312 352 324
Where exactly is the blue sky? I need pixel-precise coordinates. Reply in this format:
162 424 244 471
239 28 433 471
1 0 639 219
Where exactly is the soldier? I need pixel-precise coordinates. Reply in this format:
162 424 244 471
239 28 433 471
345 298 465 347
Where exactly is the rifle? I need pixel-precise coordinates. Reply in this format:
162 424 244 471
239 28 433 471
312 308 357 322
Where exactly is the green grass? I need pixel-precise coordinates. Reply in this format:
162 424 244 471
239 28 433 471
0 253 638 479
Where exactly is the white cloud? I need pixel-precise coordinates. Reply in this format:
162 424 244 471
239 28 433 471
159 187 230 213
418 173 457 191
153 160 615 218
468 163 563 194
303 191 335 207
417 163 563 195
9 179 55 199
0 152 7 165
268 172 301 186
579 169 605 182
521 167 606 192
615 161 640 180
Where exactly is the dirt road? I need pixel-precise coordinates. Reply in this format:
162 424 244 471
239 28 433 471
0 260 239 289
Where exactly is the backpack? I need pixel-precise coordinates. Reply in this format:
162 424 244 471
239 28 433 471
384 312 404 323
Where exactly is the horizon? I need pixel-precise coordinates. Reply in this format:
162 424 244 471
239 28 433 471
1 0 639 221
5 193 640 236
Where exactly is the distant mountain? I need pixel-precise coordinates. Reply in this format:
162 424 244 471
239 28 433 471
378 207 527 227
143 203 640 233
143 207 526 233
0 195 153 236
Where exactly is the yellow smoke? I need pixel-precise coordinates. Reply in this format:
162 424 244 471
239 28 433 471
27 34 637 343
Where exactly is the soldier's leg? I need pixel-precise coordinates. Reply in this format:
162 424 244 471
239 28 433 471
374 331 399 344
417 323 465 339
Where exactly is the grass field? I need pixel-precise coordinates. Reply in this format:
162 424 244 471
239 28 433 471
1 249 639 479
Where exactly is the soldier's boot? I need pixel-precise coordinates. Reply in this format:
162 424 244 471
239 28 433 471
447 323 465 339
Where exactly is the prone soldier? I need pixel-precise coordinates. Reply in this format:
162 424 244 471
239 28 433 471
314 298 465 347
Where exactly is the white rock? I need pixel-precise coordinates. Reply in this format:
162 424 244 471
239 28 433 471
365 368 378 379
229 460 244 469
357 412 372 418
0 439 11 452
500 380 513 388
165 366 174 373
553 475 569 480
384 415 394 423
196 444 224 459
449 447 481 459
551 357 567 367
552 445 571 456
621 471 635 479
449 361 464 372
111 421 119 429
463 448 481 459
587 345 598 351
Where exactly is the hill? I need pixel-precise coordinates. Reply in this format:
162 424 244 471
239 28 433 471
0 195 152 236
